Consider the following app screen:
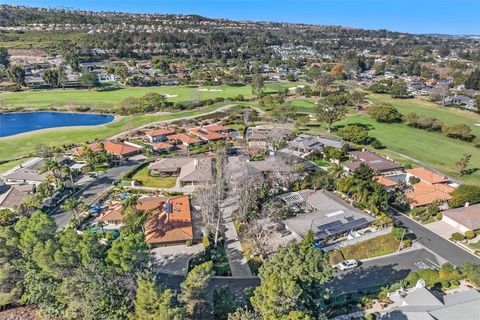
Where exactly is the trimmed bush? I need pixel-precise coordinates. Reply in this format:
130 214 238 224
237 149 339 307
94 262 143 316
202 235 211 250
403 239 412 248
441 280 451 289
404 271 420 287
465 230 476 240
436 213 443 220
417 269 439 287
451 232 465 241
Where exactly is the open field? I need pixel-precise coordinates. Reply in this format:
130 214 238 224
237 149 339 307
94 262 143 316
0 82 297 110
0 102 238 161
335 94 480 185
132 167 177 188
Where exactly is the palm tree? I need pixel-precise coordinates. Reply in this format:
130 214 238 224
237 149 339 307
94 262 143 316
61 198 85 220
62 164 75 190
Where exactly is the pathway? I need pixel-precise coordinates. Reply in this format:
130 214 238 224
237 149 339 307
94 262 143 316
221 194 253 277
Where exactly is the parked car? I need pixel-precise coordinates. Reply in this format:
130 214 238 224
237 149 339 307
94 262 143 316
335 259 358 271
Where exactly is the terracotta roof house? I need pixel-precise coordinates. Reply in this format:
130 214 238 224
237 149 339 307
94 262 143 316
152 142 174 153
146 128 175 143
0 184 34 210
441 204 480 233
148 157 213 187
74 141 141 159
344 150 402 173
374 173 407 191
203 124 232 134
103 141 141 158
144 195 194 246
98 196 195 246
188 127 227 142
405 167 455 208
166 133 202 147
98 201 125 226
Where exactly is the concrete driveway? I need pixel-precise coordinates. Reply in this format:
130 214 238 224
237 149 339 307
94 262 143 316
152 244 204 276
426 220 459 240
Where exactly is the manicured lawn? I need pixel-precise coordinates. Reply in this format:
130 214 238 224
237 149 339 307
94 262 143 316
336 114 480 185
333 233 400 263
0 102 235 161
0 158 30 174
1 82 297 110
290 99 317 113
1 85 253 109
132 167 177 188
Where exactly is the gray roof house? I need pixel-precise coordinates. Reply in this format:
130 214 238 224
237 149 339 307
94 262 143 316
0 184 34 210
344 150 402 173
148 157 213 187
227 155 292 179
2 158 46 185
380 283 480 320
282 189 375 240
441 204 480 233
288 134 345 153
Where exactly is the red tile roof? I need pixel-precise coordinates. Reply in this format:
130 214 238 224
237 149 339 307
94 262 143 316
188 127 226 141
147 128 175 137
204 124 231 133
144 195 193 245
166 133 201 145
103 141 140 156
374 175 398 187
406 181 454 207
406 167 449 184
153 142 173 150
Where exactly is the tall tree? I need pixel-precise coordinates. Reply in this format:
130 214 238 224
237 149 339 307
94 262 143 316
43 68 60 87
315 95 348 132
80 72 98 90
6 65 25 86
0 47 10 67
251 73 264 97
130 275 185 320
179 261 214 318
251 233 332 319
106 232 149 272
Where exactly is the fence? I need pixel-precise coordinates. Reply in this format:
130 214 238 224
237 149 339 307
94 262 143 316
322 226 393 253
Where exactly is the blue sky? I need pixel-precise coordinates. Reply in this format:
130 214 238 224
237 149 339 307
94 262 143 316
3 0 480 35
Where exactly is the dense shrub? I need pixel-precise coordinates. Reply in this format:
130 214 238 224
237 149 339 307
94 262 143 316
442 124 475 142
391 227 405 240
451 232 465 241
405 113 444 132
449 185 480 208
417 269 439 287
370 138 384 149
367 104 403 123
465 230 476 240
337 125 369 144
403 271 420 287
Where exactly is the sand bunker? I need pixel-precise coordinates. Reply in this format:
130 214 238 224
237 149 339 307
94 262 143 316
197 88 224 92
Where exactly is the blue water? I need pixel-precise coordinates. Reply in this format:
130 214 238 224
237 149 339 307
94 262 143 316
0 112 115 137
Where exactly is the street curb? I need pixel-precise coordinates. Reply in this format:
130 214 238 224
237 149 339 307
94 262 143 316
388 205 480 263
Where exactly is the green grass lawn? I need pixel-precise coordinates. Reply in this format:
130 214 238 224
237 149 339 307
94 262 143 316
0 82 297 110
0 102 235 161
328 93 480 185
0 85 253 110
132 167 177 188
331 233 400 264
290 99 317 113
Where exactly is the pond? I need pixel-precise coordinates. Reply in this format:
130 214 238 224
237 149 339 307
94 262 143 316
0 112 115 137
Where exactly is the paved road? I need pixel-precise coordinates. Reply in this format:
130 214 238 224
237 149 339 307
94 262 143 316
51 161 141 229
157 248 440 298
328 248 440 295
388 206 480 266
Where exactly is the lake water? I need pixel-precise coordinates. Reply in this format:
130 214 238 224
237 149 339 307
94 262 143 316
0 112 115 137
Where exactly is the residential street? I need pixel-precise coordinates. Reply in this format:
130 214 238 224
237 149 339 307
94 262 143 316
157 247 442 298
328 248 440 295
51 161 141 229
388 206 480 266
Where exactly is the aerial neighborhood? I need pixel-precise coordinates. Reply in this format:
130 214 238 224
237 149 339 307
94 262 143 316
0 4 479 320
